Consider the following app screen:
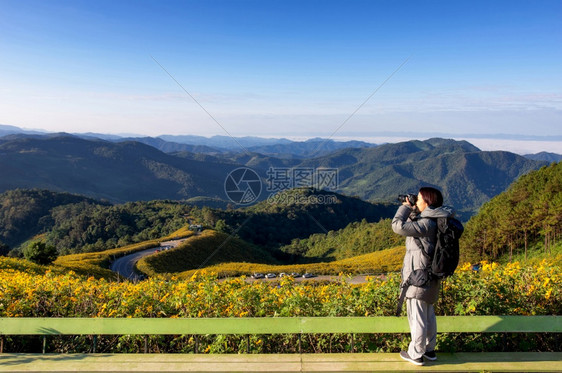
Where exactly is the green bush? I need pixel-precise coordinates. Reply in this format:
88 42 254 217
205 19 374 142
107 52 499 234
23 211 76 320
22 241 57 265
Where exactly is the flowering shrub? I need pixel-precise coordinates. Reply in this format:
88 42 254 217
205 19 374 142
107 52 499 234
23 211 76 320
440 260 560 316
1 258 559 319
0 257 559 353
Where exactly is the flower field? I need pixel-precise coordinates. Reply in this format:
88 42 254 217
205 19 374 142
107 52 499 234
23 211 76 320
0 256 560 353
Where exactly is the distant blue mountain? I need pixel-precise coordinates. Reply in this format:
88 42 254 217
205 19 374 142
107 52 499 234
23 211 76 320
117 136 226 154
246 138 377 158
118 135 377 158
158 134 293 150
0 124 45 137
524 152 562 163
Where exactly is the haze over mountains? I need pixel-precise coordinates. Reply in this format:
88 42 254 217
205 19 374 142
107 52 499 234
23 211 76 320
0 125 555 220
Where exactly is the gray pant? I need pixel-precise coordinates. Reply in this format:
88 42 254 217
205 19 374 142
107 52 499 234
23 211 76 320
406 298 437 359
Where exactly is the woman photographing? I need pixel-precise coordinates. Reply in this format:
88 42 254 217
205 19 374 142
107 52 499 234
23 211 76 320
391 187 455 366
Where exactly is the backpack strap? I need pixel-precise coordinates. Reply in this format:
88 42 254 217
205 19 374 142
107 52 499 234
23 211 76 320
396 284 407 316
413 237 431 260
412 215 437 257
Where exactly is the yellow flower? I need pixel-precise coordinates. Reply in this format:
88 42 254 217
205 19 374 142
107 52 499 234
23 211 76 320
159 292 170 302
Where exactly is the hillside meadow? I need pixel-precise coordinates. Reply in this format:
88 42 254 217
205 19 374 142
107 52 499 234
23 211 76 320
170 246 406 279
135 229 405 279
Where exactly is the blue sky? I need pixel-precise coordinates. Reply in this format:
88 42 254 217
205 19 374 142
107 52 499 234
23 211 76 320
1 0 561 152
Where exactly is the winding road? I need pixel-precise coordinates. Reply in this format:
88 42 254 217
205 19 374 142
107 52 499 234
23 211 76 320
109 238 187 281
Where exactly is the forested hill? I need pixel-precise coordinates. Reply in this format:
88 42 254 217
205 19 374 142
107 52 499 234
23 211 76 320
279 218 403 263
0 187 394 259
199 188 395 250
461 162 561 262
0 189 106 253
0 189 200 255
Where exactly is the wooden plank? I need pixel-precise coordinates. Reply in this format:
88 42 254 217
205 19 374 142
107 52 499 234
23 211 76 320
301 352 562 372
437 315 562 333
0 316 560 336
300 316 409 333
0 317 304 335
0 352 560 372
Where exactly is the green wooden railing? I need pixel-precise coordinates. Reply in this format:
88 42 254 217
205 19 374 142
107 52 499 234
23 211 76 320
1 316 560 354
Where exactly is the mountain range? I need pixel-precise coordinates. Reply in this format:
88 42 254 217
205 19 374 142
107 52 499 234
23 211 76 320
0 128 555 219
0 134 231 203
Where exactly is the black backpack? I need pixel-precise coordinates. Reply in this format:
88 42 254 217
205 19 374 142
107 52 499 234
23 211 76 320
429 217 463 278
395 216 463 316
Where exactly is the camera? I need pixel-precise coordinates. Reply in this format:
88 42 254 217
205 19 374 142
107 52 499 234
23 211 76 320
398 193 417 206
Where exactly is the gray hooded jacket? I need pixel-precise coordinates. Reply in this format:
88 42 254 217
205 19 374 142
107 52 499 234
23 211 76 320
391 205 454 304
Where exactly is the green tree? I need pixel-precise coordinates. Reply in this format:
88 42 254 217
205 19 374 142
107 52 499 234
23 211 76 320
460 162 562 261
23 241 58 265
215 219 229 233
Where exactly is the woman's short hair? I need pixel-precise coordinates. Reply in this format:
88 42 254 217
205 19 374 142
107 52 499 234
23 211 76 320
419 187 443 208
